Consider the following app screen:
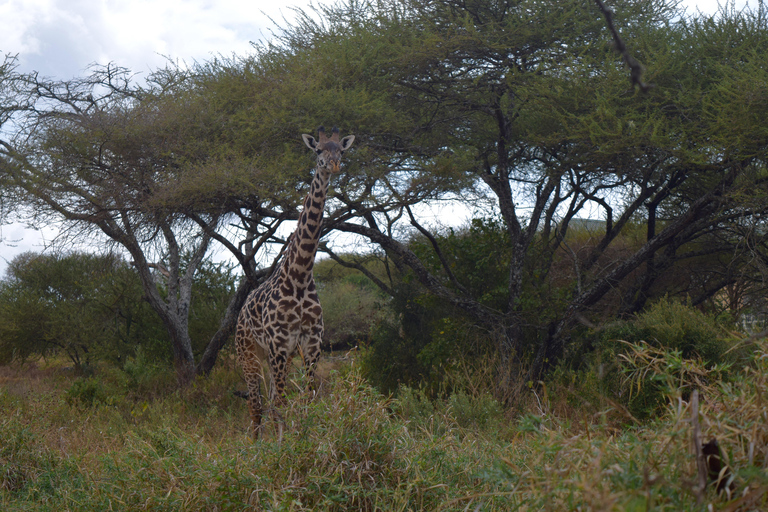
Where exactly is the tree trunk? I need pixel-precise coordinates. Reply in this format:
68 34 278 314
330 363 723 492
196 277 254 375
153 304 197 386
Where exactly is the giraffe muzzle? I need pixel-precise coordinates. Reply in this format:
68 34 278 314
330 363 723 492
329 160 341 173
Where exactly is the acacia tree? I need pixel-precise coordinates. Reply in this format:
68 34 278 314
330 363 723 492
0 55 430 378
0 65 229 384
144 46 468 373
220 0 768 389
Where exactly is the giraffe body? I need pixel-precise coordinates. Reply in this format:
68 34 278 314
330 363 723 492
235 127 354 438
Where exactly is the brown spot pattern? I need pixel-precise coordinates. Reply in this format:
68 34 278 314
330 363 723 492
235 128 354 438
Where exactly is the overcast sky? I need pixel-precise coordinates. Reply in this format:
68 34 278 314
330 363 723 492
0 0 758 274
0 0 296 79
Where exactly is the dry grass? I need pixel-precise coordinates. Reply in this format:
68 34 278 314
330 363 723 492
0 360 69 397
1 341 768 511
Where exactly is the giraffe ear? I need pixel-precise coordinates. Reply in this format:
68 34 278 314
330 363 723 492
340 135 355 151
302 134 318 150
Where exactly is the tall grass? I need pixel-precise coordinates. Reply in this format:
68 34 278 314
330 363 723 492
2 340 768 511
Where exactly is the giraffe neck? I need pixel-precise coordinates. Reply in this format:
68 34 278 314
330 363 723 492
282 166 331 284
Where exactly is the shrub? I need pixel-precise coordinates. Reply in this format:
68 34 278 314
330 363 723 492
120 348 176 398
393 384 506 437
0 252 167 369
394 385 436 424
599 297 732 364
448 390 504 430
359 277 497 397
358 317 427 394
318 275 388 349
555 298 738 421
64 378 109 408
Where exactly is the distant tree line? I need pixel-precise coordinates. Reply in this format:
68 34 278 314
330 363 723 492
1 0 767 393
0 251 237 374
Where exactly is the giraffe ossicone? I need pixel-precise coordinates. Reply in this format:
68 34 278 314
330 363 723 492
235 126 354 438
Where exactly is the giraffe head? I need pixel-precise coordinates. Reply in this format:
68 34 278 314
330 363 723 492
302 126 355 174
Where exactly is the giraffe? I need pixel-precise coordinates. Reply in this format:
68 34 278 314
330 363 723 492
235 126 355 438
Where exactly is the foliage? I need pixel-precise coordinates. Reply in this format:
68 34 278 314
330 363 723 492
358 306 426 395
186 259 239 357
120 348 177 399
557 299 737 420
64 378 111 408
358 278 491 396
356 219 514 394
616 297 734 364
0 63 223 384
4 0 768 393
410 218 513 311
0 359 513 510
395 385 506 434
315 262 390 349
2 341 768 510
0 252 163 370
618 340 733 419
259 0 768 389
0 252 240 372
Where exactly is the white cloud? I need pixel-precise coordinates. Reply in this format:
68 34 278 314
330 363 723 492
0 0 300 78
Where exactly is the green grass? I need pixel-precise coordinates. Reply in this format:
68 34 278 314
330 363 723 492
1 342 767 511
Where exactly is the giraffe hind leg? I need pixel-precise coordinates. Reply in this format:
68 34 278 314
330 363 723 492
237 330 268 439
242 347 267 438
245 375 264 438
261 338 291 441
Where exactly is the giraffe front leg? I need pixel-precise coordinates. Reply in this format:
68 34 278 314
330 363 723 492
301 329 323 399
236 323 267 439
239 350 266 439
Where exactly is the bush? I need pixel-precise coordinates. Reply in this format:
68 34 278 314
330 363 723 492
555 298 737 421
359 317 426 394
65 378 110 408
0 252 167 369
318 275 388 349
359 277 497 397
0 252 241 372
393 385 506 436
120 348 176 398
613 297 732 364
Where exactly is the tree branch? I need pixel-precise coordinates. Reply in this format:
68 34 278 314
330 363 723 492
594 0 653 91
